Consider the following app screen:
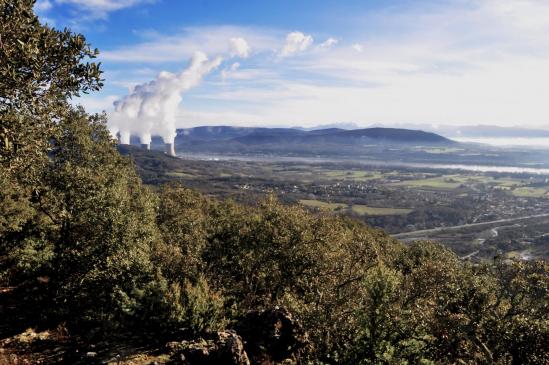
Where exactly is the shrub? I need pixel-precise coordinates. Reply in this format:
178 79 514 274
165 276 227 334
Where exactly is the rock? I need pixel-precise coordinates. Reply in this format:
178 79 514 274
168 330 250 365
82 351 102 365
234 307 312 365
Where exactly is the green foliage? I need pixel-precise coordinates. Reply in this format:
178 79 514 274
7 237 53 277
0 0 102 178
165 277 227 334
155 184 210 283
348 265 434 364
0 0 160 329
351 265 403 364
149 188 549 363
0 171 33 236
197 195 402 357
42 109 160 325
0 0 101 105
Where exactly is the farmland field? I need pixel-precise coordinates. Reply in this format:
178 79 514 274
299 199 347 210
511 187 549 197
351 205 413 216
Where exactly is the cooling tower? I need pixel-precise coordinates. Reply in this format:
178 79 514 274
140 143 151 150
119 131 131 145
165 143 176 157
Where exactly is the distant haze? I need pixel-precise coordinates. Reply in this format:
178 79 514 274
389 124 549 147
454 137 549 148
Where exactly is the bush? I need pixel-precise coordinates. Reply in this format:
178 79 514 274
165 276 227 334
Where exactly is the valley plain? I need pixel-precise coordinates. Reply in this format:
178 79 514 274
122 138 549 262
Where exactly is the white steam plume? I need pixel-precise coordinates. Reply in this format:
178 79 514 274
109 51 223 146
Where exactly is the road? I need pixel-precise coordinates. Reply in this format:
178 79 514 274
392 212 549 240
460 250 480 260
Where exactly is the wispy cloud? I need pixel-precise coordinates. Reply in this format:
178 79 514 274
35 0 53 12
319 37 338 49
102 26 281 63
55 0 156 19
80 0 549 128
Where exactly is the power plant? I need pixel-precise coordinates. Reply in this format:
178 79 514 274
107 39 250 162
115 133 176 156
108 52 223 159
165 143 176 157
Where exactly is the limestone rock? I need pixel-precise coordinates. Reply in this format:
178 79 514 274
168 330 250 365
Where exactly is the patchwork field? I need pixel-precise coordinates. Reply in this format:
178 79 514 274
300 200 412 216
299 199 347 210
511 187 549 197
322 170 382 181
390 174 539 191
351 205 413 216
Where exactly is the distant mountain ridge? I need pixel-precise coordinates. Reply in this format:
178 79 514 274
368 123 549 138
172 126 454 147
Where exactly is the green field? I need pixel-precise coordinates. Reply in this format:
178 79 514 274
512 187 549 198
390 174 531 191
299 200 412 216
299 199 347 210
322 170 382 181
491 178 523 187
165 171 196 178
351 205 412 216
390 175 465 189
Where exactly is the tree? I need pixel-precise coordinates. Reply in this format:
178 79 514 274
155 184 211 283
0 0 162 329
1 0 103 284
42 109 160 326
0 0 102 177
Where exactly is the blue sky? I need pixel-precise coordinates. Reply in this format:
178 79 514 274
36 0 549 129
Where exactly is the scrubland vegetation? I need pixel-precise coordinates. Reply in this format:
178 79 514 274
1 2 548 364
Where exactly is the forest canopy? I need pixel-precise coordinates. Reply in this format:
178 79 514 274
0 1 547 364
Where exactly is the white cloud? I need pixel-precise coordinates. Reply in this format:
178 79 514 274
221 62 241 81
319 37 338 49
279 31 313 57
480 0 549 32
217 67 278 83
35 0 53 12
352 43 363 52
55 0 155 19
75 94 120 113
177 1 549 128
102 26 280 63
229 37 251 58
84 0 549 129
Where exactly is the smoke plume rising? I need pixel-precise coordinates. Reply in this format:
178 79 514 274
108 41 247 150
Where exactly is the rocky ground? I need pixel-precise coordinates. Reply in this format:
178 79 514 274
0 308 309 365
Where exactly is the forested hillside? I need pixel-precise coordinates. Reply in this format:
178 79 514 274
1 2 547 364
